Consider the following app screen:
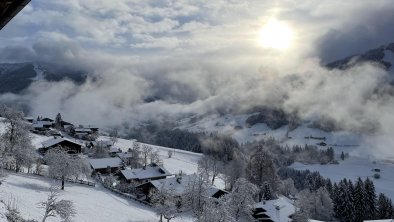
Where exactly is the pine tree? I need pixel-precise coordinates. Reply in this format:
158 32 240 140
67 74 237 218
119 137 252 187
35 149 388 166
336 179 355 221
262 182 272 200
353 177 366 221
364 178 377 220
55 113 63 130
376 193 394 219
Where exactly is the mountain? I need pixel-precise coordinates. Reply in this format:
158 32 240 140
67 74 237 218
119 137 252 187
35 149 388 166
326 42 394 70
0 62 87 94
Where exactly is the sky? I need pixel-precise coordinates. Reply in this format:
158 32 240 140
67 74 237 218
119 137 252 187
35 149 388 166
1 0 394 156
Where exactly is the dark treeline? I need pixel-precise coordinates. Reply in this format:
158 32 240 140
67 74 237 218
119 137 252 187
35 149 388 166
126 124 239 162
279 167 394 221
242 137 336 167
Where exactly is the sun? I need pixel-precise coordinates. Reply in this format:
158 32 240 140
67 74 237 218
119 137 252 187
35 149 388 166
258 19 294 50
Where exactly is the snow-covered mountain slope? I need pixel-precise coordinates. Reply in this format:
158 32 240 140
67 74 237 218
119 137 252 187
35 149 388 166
327 42 394 72
177 113 362 151
100 136 202 176
291 156 394 200
0 173 193 222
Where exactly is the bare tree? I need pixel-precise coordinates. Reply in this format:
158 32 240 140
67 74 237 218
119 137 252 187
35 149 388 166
141 144 153 168
130 142 142 168
91 141 110 158
198 156 223 184
109 129 119 145
151 187 179 222
150 150 163 166
44 148 90 190
38 186 76 222
167 150 173 158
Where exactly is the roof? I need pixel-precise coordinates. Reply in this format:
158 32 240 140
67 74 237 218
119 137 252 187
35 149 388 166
117 152 133 159
121 164 172 180
148 174 197 194
140 174 225 197
0 0 30 30
255 196 295 222
33 120 53 127
109 147 120 153
75 128 92 132
88 157 123 169
42 137 82 148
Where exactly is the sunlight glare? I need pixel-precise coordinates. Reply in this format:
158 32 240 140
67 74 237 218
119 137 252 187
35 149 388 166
259 19 294 50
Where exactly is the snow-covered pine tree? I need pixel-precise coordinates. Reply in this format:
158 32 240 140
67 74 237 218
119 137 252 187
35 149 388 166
262 182 273 200
376 193 394 219
54 113 62 130
336 179 355 221
353 177 366 221
364 177 377 220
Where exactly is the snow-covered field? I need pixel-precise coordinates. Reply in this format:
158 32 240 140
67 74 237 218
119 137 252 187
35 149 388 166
291 156 394 200
0 173 192 222
106 137 201 176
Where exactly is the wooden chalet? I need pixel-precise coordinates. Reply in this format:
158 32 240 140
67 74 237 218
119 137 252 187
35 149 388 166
253 196 295 222
135 174 227 201
120 163 172 183
40 137 83 154
88 157 123 174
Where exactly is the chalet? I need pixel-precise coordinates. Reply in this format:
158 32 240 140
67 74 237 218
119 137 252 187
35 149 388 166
135 174 227 200
32 120 53 131
253 196 295 222
88 157 123 174
40 137 83 154
60 120 73 128
24 116 34 123
117 152 133 165
109 147 121 156
120 163 172 183
40 117 54 122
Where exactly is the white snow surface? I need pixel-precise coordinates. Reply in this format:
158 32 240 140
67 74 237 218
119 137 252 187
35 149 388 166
255 196 295 222
104 137 202 176
0 173 192 222
291 156 394 200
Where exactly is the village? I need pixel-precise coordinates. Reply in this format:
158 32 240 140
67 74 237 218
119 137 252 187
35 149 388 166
16 113 296 222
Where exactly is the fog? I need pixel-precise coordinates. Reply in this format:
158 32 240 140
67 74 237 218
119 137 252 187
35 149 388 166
1 0 394 157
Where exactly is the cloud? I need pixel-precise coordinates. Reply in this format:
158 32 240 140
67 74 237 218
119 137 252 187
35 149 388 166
1 0 394 157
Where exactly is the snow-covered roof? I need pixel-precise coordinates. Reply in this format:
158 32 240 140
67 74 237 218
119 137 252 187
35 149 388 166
42 137 82 148
75 128 92 133
255 196 295 222
88 157 123 169
121 164 172 180
117 152 133 159
149 174 197 194
32 120 52 128
109 147 120 153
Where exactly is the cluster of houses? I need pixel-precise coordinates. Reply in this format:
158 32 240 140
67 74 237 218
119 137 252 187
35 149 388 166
25 115 99 140
30 114 296 221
